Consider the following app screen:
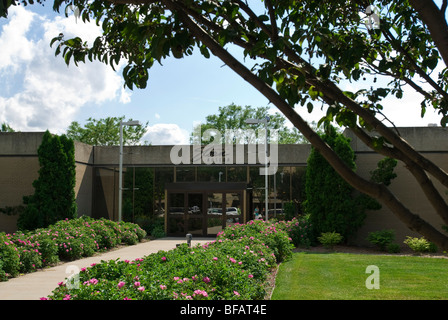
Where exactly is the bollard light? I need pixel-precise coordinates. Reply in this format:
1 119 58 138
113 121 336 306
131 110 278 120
186 233 193 247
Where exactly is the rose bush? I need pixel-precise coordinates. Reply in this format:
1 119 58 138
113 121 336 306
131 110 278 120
46 219 295 300
0 217 146 281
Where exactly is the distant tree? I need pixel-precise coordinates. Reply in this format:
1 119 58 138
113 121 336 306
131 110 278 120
1 122 14 132
191 104 312 145
67 116 148 146
17 131 77 230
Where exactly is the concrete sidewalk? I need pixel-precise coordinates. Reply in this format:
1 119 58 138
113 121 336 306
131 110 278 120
0 237 214 300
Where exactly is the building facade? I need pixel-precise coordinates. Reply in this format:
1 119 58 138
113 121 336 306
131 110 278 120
1 127 447 246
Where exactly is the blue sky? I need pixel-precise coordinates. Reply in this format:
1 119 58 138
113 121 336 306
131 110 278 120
0 4 444 145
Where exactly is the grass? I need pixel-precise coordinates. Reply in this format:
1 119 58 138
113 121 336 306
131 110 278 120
271 252 448 300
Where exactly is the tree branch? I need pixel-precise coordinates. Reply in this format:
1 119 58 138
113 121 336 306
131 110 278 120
408 0 448 68
159 0 448 250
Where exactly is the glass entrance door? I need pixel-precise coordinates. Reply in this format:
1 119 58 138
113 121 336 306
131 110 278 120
165 183 247 237
207 192 223 235
187 193 204 236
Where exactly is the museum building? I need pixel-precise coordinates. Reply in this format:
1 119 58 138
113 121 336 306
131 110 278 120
1 127 447 246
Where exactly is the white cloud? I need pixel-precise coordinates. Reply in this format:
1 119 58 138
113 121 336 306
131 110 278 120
155 113 161 119
0 6 35 72
0 7 131 133
143 123 190 145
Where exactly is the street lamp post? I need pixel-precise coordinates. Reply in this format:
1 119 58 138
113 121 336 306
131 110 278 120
118 120 141 222
245 116 270 222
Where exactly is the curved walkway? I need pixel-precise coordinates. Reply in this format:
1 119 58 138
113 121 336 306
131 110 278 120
0 237 214 300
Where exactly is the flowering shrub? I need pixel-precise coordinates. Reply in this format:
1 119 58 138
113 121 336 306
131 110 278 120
217 219 294 262
0 217 146 281
276 216 314 248
46 219 294 300
0 233 20 280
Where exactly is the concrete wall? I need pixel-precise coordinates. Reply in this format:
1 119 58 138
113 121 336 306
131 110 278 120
74 141 94 217
93 144 311 166
0 133 94 232
346 127 448 246
0 132 44 233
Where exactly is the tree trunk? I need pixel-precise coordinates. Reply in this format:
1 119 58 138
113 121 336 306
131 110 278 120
409 0 448 68
161 0 448 251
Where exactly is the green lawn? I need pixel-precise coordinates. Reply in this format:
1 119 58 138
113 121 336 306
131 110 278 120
271 252 448 300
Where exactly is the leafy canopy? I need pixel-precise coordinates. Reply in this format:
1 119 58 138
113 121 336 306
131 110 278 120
67 116 148 146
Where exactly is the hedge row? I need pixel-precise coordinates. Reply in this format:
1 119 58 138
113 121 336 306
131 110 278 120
0 217 146 281
45 217 312 300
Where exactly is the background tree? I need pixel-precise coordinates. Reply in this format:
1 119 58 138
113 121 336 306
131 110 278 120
18 131 77 230
1 122 14 132
3 0 448 249
191 103 307 144
67 116 149 146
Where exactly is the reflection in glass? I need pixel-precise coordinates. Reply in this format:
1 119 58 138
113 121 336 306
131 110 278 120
187 218 203 236
227 166 247 182
169 193 185 215
187 193 203 235
226 192 242 227
176 167 195 182
197 166 226 182
154 167 174 218
207 192 223 235
123 167 154 223
168 216 184 234
188 193 202 215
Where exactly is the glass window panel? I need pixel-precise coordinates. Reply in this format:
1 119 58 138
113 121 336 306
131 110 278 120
187 218 203 236
207 192 223 235
176 167 195 182
249 166 265 215
225 192 242 227
168 216 185 234
227 166 247 182
197 166 225 182
168 193 185 215
188 193 203 215
207 216 222 235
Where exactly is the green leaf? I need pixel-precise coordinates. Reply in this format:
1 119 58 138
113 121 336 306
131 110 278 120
307 102 314 113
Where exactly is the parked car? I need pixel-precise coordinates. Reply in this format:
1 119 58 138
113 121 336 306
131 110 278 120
207 208 222 215
226 207 239 215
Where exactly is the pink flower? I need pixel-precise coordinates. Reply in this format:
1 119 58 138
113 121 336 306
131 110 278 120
134 281 141 287
63 294 71 300
203 276 210 284
193 289 208 297
40 297 48 300
58 281 64 287
213 257 218 261
159 285 167 290
233 291 240 296
118 281 125 289
137 286 145 292
161 257 167 261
